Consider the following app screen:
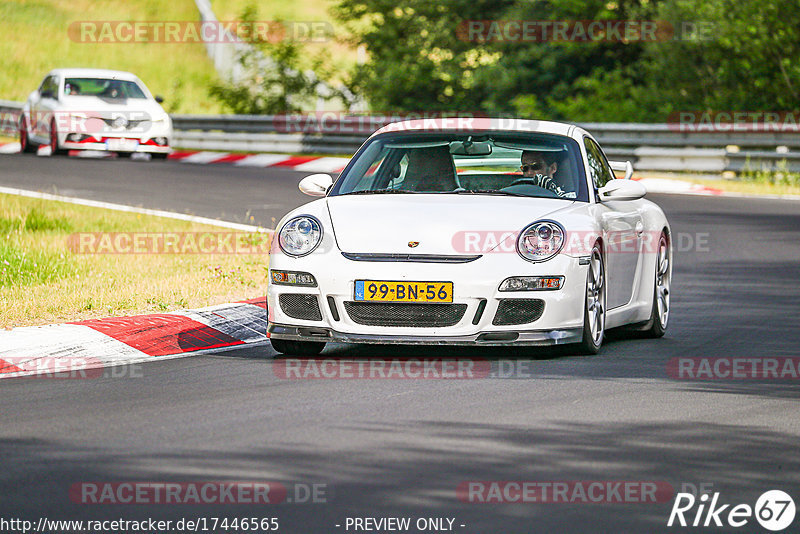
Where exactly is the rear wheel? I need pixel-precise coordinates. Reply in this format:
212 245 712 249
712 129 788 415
151 153 169 160
641 232 671 338
577 243 606 354
19 117 37 153
270 338 326 356
49 119 67 156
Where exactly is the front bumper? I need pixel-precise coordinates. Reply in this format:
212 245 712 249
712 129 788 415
268 247 588 346
61 138 171 154
268 323 583 346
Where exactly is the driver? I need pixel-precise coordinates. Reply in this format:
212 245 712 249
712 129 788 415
520 150 570 197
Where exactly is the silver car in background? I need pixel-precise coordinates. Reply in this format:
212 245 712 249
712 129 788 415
19 68 172 158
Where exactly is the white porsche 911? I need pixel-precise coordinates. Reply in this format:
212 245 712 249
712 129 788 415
267 118 671 355
19 68 172 158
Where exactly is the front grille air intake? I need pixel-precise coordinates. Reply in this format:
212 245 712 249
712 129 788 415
343 302 467 327
279 294 323 321
492 299 545 326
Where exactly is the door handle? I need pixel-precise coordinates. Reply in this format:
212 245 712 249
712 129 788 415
635 221 644 235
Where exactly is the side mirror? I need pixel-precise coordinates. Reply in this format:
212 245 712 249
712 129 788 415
155 95 164 104
608 160 634 180
598 179 646 201
299 173 333 197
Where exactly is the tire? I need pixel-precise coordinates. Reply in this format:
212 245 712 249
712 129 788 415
19 117 38 154
576 243 606 355
151 153 168 160
117 152 133 158
641 232 671 338
49 119 67 156
270 338 326 356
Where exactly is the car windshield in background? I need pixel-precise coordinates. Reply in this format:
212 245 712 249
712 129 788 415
63 78 147 99
331 132 588 201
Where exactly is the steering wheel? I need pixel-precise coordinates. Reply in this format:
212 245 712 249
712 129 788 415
508 178 545 187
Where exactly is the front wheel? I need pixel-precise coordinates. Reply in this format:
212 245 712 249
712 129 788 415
49 119 67 156
19 117 38 153
270 338 326 356
577 243 606 354
642 232 671 337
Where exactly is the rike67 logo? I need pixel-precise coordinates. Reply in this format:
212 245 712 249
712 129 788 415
668 490 795 531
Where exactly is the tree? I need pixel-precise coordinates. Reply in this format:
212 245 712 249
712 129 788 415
333 0 514 112
209 5 346 114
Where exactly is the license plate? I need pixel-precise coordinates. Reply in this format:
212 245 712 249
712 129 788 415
354 280 453 303
106 138 139 151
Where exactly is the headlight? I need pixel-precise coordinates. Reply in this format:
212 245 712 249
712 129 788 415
517 220 565 262
278 215 323 257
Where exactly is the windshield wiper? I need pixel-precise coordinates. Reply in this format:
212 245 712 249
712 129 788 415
340 189 419 195
450 189 531 197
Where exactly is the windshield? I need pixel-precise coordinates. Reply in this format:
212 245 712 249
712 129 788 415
330 132 588 201
63 78 147 99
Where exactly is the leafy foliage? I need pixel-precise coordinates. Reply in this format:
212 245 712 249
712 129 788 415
333 0 800 121
210 5 347 114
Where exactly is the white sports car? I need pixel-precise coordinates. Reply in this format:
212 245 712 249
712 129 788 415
267 118 671 355
19 68 172 158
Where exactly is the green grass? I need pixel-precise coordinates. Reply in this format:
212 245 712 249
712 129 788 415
0 242 78 287
1 1 357 113
0 193 269 328
0 0 224 113
740 159 800 188
633 172 800 197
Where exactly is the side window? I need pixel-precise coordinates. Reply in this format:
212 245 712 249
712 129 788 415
584 137 614 190
40 76 58 97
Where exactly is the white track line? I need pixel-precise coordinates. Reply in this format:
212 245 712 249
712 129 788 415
0 186 272 232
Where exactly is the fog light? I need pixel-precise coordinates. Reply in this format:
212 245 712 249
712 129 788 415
499 276 564 291
271 270 317 287
153 137 168 146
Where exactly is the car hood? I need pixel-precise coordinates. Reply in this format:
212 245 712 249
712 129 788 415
326 194 574 255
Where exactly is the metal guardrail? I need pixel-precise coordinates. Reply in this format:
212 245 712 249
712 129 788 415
0 99 22 136
3 99 798 173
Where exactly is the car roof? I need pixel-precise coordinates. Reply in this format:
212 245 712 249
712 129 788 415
46 68 141 82
370 118 579 139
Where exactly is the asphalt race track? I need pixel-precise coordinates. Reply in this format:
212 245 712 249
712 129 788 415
2 154 799 533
